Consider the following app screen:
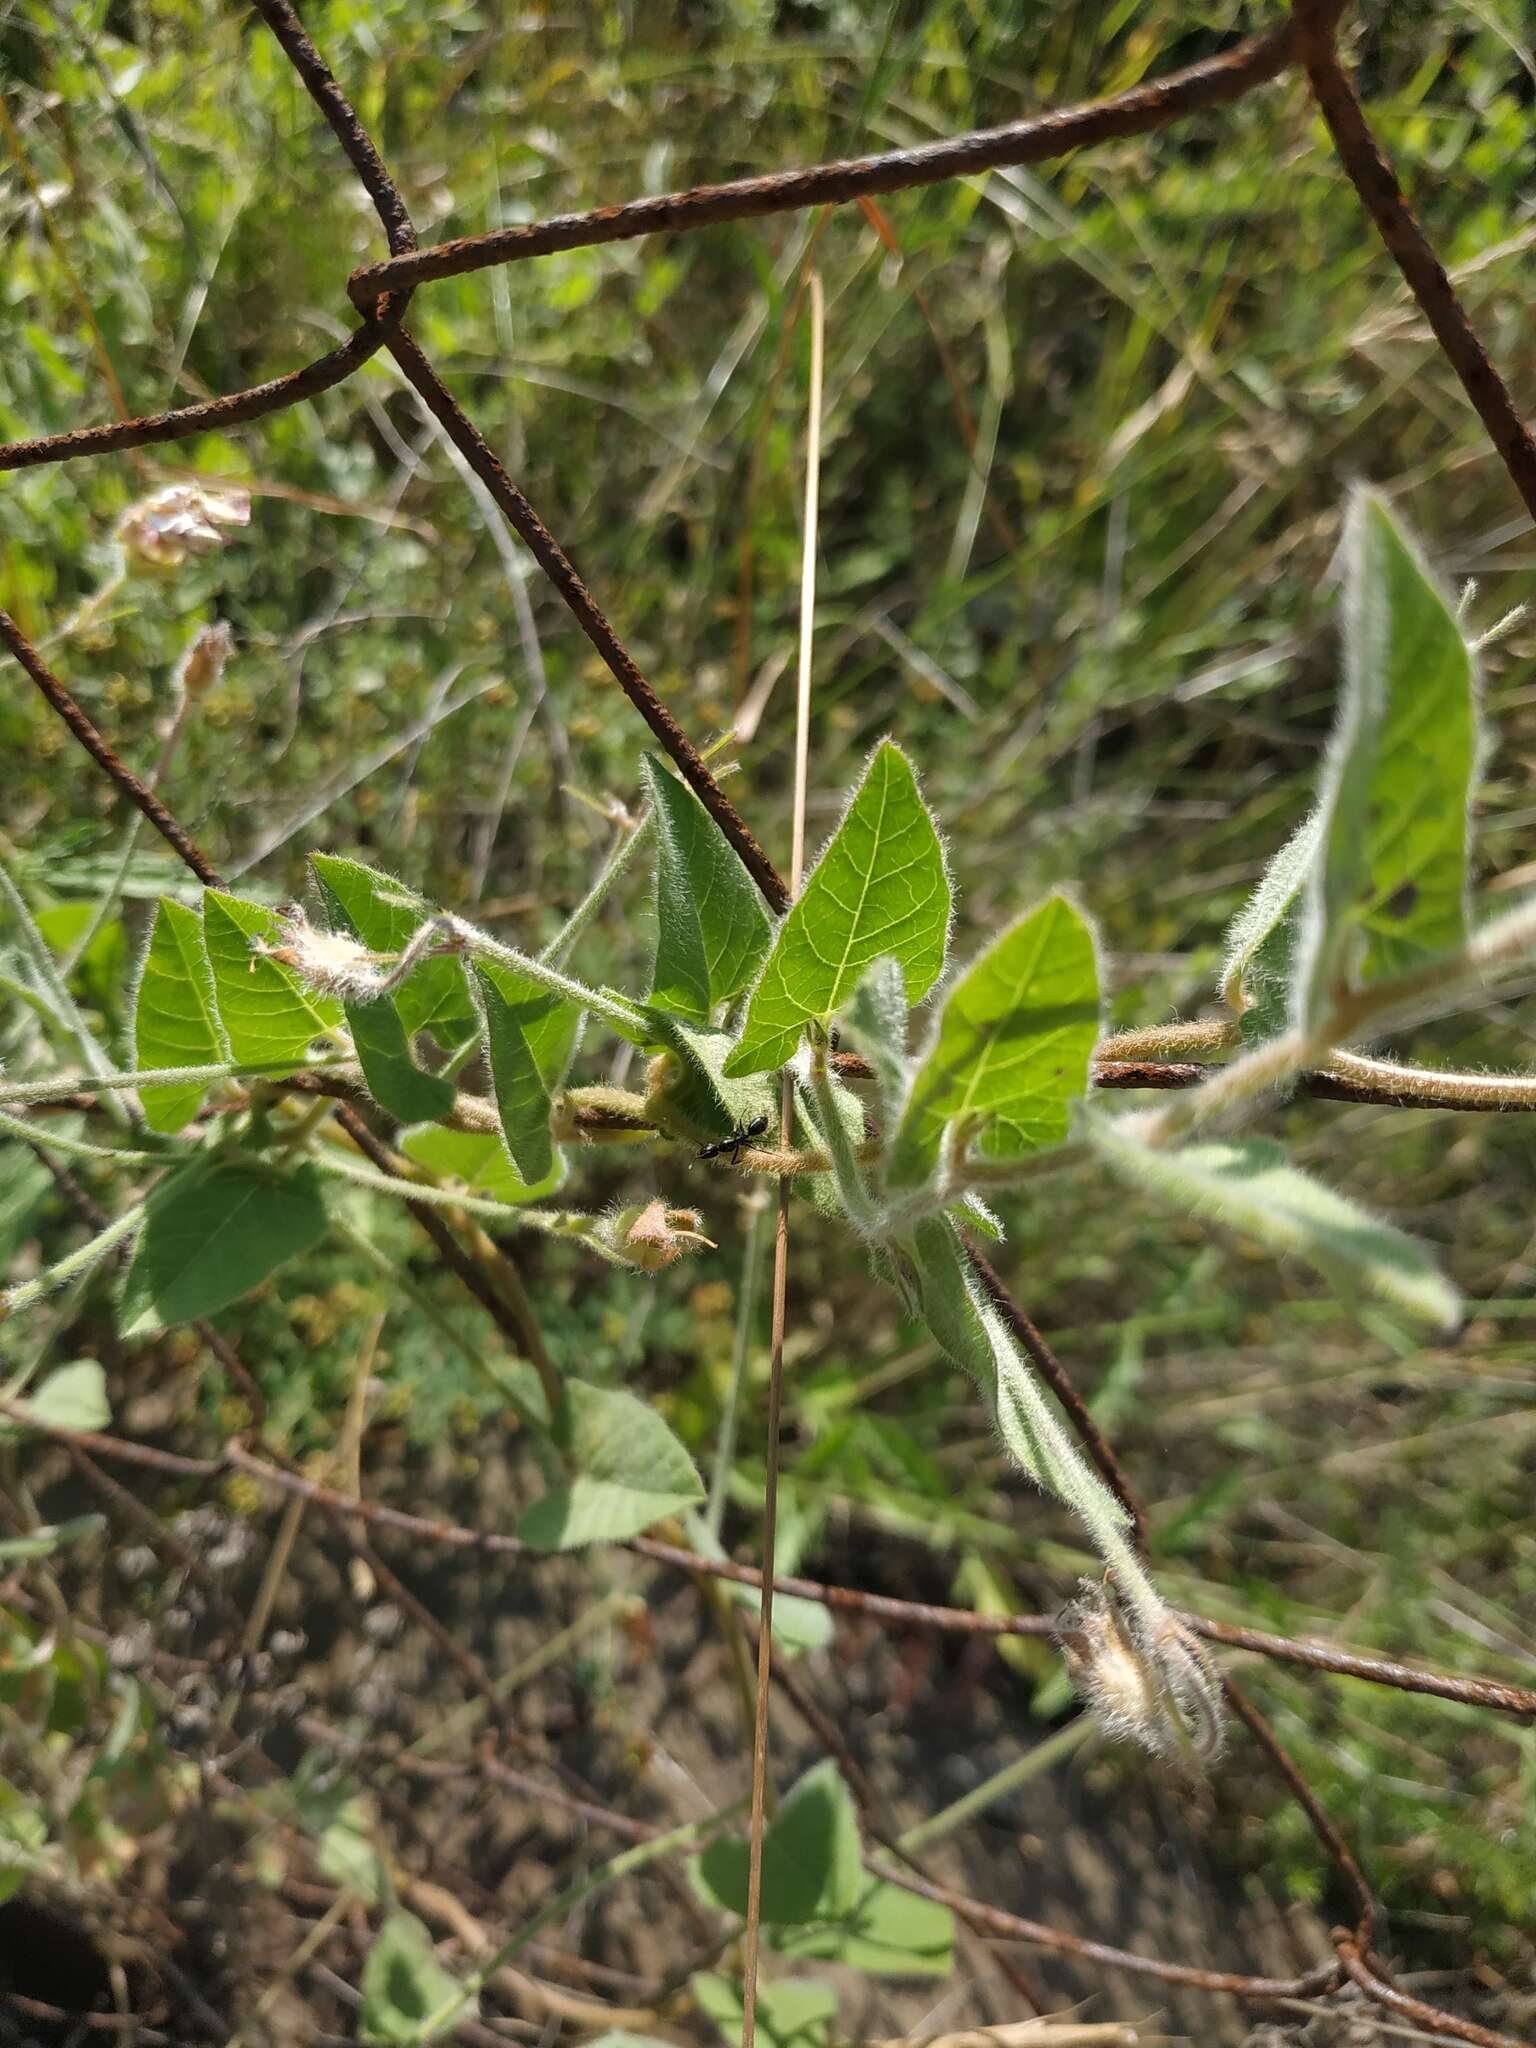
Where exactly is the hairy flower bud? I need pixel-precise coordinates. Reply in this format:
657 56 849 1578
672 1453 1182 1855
1056 1578 1224 1764
256 908 391 1002
616 1198 716 1272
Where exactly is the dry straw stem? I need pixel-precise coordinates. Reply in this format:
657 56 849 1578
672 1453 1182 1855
6 0 1536 2036
740 265 826 2048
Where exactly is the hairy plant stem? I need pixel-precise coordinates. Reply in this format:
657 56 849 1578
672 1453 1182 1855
0 1201 146 1318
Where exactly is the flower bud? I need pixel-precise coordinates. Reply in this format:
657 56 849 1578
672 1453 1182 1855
179 621 234 698
118 483 251 569
257 908 390 1002
615 1199 716 1272
1056 1578 1224 1764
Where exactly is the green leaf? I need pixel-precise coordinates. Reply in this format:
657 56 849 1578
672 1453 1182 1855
0 1514 106 1562
1296 492 1477 1026
1 1360 110 1436
309 855 475 1043
119 1161 329 1338
313 863 457 1124
836 955 911 1121
692 1760 862 1925
725 742 949 1076
907 1217 1134 1537
642 756 772 1023
776 1877 954 1977
316 1795 385 1906
889 893 1099 1188
1222 814 1320 1045
1090 1118 1461 1331
343 994 458 1124
202 891 343 1071
134 897 226 1131
516 1381 703 1549
691 1973 837 2048
360 1910 465 2045
399 1125 565 1204
475 964 581 1185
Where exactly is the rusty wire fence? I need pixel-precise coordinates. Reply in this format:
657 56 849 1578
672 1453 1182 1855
3 1 1536 2042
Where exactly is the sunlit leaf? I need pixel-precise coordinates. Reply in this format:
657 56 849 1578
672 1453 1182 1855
309 854 474 1043
690 1974 837 2048
359 1910 465 2045
516 1381 703 1548
399 1124 565 1204
889 893 1098 1187
1296 491 1477 1026
202 891 343 1072
134 897 226 1130
1090 1117 1461 1331
313 859 456 1123
0 1360 110 1436
776 1876 954 1976
725 743 949 1076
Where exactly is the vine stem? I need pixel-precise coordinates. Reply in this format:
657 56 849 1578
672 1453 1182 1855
741 266 824 2048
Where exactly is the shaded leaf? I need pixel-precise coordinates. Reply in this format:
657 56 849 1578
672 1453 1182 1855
642 756 772 1022
725 743 949 1075
645 1015 777 1145
836 955 910 1122
1222 813 1319 1044
134 897 226 1131
119 1161 329 1337
516 1381 703 1549
476 963 581 1185
889 893 1098 1187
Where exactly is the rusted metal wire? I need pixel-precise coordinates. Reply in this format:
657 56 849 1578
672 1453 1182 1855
0 607 225 887
1294 0 1536 527
0 318 399 472
344 21 1301 311
5 3 1535 2038
384 327 790 911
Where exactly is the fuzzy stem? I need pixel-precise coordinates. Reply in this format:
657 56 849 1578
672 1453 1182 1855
0 1054 356 1109
1 1202 145 1319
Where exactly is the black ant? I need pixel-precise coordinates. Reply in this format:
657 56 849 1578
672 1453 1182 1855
697 1114 769 1165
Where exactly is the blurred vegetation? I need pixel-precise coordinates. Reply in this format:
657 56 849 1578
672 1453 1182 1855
3 0 1536 2015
